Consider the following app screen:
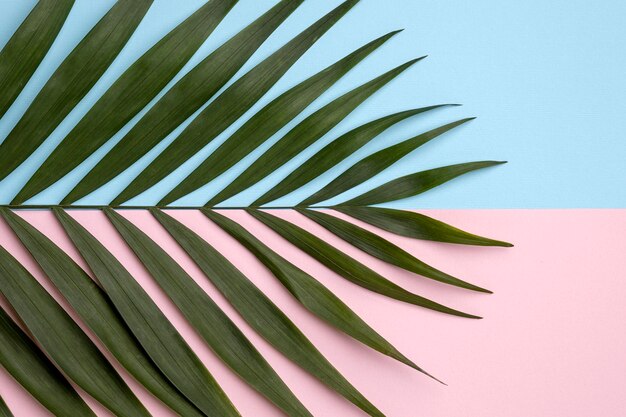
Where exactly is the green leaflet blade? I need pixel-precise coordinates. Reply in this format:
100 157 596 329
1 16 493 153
204 210 442 401
160 29 402 206
154 209 434 415
249 209 479 319
112 0 359 205
0 208 206 417
0 308 95 417
299 209 490 293
1 0 152 184
14 0 237 205
104 208 310 417
335 206 513 247
0 0 74 119
63 0 303 205
0 243 150 417
300 118 474 206
254 105 452 207
341 161 506 206
207 57 424 207
54 209 225 417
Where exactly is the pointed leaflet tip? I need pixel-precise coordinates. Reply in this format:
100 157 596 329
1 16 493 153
249 105 455 207
341 160 510 207
410 55 428 65
389 56 427 73
375 29 404 43
416 367 447 386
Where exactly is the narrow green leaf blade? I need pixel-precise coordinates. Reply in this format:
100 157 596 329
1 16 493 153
63 0 303 204
14 0 237 204
299 209 490 292
154 209 436 414
336 206 513 247
0 208 207 417
0 0 74 119
104 208 310 417
254 106 452 207
112 0 359 205
53 208 225 417
341 161 506 206
160 29 403 206
249 209 479 319
1 0 152 183
207 57 424 207
0 242 151 417
301 118 474 206
0 307 95 417
203 209 412 416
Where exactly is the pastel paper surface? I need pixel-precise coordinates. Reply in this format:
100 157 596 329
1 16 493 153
1 210 625 416
0 0 624 208
0 0 625 416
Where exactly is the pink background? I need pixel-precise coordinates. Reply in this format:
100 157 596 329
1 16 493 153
0 209 625 417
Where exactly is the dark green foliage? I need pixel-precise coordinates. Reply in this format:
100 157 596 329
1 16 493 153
0 1 509 415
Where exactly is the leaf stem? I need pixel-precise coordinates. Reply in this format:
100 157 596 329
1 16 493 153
0 205 333 211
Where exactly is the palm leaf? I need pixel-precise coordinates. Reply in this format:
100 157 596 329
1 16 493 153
298 208 491 292
0 0 74 120
203 209 439 374
154 209 438 407
248 209 480 318
0 308 94 417
0 207 210 417
300 118 476 206
13 0 238 204
0 0 152 184
104 208 312 417
160 29 403 206
0 245 150 417
0 1 511 415
63 0 303 205
204 209 414 416
253 105 455 207
206 57 424 206
112 0 359 205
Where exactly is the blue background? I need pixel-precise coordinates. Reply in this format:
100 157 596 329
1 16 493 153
0 0 624 208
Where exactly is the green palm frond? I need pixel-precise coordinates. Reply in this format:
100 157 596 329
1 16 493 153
0 1 510 416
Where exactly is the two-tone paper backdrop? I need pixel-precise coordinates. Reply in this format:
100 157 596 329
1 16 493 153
1 1 625 416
